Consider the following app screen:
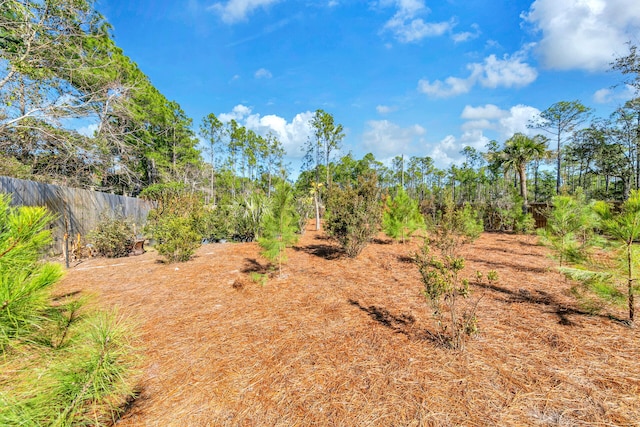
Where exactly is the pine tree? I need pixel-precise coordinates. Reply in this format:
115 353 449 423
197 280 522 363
383 187 425 243
594 190 640 325
538 192 596 267
0 193 140 425
259 183 299 276
0 193 62 348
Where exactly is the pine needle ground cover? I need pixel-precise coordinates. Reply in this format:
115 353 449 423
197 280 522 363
55 225 640 426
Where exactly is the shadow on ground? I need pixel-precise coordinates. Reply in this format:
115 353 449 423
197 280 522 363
348 299 441 344
474 282 626 326
293 243 343 260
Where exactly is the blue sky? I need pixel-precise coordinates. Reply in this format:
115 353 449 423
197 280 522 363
97 0 640 170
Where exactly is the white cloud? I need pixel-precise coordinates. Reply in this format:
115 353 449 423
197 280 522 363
498 105 542 137
418 76 475 98
376 105 397 114
218 104 313 158
522 0 640 71
474 52 538 88
218 104 252 122
381 0 455 43
452 23 481 43
461 104 506 120
209 0 280 24
418 50 537 97
594 88 614 104
593 85 637 103
427 130 490 167
460 103 541 139
254 68 273 79
328 0 338 7
76 123 99 137
361 119 426 158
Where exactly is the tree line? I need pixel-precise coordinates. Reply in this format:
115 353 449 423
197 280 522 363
1 2 640 216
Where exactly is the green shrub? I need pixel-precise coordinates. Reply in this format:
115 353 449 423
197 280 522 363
514 212 536 235
200 204 234 241
153 214 201 263
141 183 204 262
231 192 271 242
594 190 640 324
415 195 483 350
90 215 135 258
325 172 382 258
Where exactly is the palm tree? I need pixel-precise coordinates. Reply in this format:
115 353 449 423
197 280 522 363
501 133 548 213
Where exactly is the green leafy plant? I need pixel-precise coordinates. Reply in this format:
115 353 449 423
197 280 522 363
142 183 204 263
487 270 499 284
414 195 483 350
89 214 135 258
383 187 425 243
200 204 234 241
514 213 536 235
152 214 201 263
258 183 299 276
0 194 139 426
325 172 382 258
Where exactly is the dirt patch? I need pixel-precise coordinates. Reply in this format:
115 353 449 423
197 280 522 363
55 226 640 426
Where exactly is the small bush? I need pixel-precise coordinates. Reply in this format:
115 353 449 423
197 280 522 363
142 183 204 263
415 195 483 350
90 215 135 258
200 205 234 241
514 213 536 235
325 172 382 258
538 192 597 267
231 192 271 242
153 214 201 263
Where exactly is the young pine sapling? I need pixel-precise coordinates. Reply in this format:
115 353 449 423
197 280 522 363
594 190 640 325
258 183 299 277
383 187 425 243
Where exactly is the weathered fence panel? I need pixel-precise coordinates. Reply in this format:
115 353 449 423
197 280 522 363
528 202 550 229
0 176 153 254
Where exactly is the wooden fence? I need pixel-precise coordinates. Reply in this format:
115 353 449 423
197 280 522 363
0 176 153 254
528 202 551 229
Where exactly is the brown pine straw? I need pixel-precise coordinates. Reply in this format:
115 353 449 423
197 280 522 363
55 225 640 426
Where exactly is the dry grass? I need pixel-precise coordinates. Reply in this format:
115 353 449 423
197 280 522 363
55 224 640 427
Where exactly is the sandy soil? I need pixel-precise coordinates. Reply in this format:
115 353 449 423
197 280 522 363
55 225 640 427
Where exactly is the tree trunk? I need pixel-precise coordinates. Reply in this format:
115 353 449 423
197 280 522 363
628 243 635 324
314 192 321 231
519 164 528 214
556 134 562 194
